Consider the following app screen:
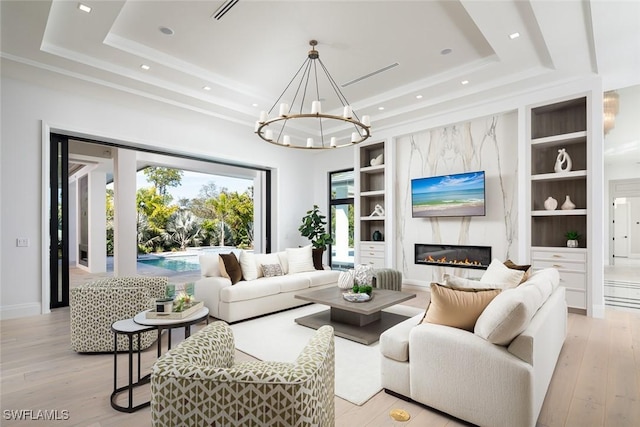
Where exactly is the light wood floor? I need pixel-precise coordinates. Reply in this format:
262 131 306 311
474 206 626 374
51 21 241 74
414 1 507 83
1 288 639 427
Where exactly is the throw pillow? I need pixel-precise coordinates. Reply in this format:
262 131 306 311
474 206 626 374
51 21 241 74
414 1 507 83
239 251 259 281
504 259 532 283
480 258 525 289
444 274 499 290
286 246 315 274
277 251 289 274
218 253 243 285
474 285 541 345
255 253 281 278
262 263 283 278
199 254 220 277
422 283 501 331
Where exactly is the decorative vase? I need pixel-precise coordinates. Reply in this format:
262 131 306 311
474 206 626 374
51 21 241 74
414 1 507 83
554 148 572 173
543 196 558 210
561 195 576 210
354 264 375 286
567 239 578 248
370 153 384 166
338 269 355 289
311 248 324 270
372 230 383 241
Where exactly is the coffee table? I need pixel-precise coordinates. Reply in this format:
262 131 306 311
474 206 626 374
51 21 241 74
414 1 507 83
294 287 416 345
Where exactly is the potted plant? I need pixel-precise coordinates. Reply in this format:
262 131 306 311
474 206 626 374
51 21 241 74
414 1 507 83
299 205 334 269
564 231 581 248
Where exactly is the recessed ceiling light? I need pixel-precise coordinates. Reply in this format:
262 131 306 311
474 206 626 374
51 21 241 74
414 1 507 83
378 107 385 111
78 3 91 13
252 103 259 107
159 26 175 36
416 95 423 99
140 64 150 70
461 80 469 85
440 48 452 55
509 32 520 40
203 86 211 91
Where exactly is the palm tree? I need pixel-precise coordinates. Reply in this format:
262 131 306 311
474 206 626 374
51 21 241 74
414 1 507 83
211 192 232 246
163 210 203 250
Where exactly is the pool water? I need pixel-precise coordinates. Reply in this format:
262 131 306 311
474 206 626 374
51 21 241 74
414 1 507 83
138 255 200 272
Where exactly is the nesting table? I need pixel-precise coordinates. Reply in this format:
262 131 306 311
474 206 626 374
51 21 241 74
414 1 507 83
110 307 209 413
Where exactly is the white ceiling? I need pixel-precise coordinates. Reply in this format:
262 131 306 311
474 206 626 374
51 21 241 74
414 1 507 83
1 0 639 163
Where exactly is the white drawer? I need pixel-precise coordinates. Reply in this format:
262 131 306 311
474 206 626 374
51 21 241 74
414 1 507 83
558 271 586 291
564 288 586 310
359 256 385 269
533 259 586 272
360 242 385 252
531 248 586 262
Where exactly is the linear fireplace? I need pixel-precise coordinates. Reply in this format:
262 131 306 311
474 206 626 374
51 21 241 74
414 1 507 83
415 243 492 270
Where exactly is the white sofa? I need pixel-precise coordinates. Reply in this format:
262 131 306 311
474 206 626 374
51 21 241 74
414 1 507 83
379 268 567 427
194 248 340 323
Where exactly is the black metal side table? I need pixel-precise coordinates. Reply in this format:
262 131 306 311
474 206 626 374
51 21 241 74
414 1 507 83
110 319 155 413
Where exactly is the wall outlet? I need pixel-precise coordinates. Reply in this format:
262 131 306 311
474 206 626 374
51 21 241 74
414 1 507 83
16 237 29 247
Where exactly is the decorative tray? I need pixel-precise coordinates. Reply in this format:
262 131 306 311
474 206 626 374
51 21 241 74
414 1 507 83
146 301 204 319
342 292 373 303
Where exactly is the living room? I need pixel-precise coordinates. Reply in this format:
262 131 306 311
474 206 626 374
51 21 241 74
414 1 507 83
1 1 639 426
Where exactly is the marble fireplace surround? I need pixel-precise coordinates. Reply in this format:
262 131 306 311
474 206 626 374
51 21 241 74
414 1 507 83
414 243 491 270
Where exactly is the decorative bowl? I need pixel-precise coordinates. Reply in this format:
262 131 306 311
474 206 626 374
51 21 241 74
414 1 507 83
342 292 372 303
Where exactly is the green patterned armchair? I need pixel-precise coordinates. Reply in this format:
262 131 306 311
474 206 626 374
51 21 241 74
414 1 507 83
70 276 168 352
151 321 335 427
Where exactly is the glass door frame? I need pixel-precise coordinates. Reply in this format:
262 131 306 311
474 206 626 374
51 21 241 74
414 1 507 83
328 168 354 270
50 133 69 308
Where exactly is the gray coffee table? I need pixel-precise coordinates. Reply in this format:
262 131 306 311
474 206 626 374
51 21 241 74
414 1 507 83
294 287 416 345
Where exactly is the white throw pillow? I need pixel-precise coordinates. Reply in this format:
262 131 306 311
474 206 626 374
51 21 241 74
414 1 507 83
474 285 541 345
480 259 525 289
239 251 259 281
255 253 281 278
199 254 221 277
286 246 315 274
277 251 289 274
444 274 500 290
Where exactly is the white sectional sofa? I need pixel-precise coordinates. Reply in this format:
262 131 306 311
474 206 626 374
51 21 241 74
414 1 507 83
194 247 340 323
379 268 567 427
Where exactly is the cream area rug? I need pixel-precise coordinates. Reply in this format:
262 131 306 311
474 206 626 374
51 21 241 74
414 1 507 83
229 303 423 406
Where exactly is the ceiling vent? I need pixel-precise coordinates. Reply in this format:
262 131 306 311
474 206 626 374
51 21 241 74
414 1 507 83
211 0 239 20
341 62 399 88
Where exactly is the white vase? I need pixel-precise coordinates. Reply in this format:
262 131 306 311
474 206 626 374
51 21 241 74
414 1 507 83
543 196 558 210
354 264 375 286
338 270 355 289
554 148 572 173
561 195 576 210
567 239 578 248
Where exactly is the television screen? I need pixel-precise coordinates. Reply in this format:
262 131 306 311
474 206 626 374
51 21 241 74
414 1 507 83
411 171 486 217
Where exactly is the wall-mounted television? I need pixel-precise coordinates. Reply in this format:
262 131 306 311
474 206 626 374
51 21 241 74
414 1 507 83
411 170 486 218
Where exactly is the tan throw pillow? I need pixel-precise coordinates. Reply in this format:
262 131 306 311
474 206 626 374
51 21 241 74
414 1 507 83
422 283 501 331
199 254 220 277
480 259 525 289
504 260 532 283
219 253 243 285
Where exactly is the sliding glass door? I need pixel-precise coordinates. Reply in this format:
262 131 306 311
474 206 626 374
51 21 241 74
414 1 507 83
50 133 69 308
329 169 354 270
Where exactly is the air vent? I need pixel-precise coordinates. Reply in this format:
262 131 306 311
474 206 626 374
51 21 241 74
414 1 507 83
341 62 399 88
211 0 239 20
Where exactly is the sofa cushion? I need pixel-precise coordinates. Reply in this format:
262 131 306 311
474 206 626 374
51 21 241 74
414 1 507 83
503 259 532 283
474 285 542 345
220 279 280 303
262 263 283 278
380 313 424 362
297 269 341 287
199 254 220 277
239 251 259 281
255 253 281 278
278 275 313 293
523 268 558 296
219 253 243 285
422 283 501 331
287 246 315 274
480 258 525 289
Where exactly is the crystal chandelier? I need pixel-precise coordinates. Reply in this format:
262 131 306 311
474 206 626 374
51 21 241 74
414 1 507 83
255 40 371 149
603 90 620 135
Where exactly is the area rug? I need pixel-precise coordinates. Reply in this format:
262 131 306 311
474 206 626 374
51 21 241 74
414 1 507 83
229 303 423 406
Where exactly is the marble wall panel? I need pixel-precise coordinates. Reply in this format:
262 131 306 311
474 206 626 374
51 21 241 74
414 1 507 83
395 112 518 285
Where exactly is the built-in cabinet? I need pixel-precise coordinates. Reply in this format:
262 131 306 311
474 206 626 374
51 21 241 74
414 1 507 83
355 140 393 268
527 96 590 311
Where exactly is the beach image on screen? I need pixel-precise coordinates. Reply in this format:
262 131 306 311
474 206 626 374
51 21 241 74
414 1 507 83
411 171 485 217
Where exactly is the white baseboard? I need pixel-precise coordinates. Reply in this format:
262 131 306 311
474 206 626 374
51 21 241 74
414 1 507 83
0 302 42 320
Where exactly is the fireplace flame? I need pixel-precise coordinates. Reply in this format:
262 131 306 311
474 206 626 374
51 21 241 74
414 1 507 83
423 256 482 266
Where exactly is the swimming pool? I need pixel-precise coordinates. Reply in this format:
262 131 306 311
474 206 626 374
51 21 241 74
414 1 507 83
137 255 200 272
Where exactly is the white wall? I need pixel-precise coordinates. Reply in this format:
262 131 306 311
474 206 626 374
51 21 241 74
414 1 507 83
0 74 332 319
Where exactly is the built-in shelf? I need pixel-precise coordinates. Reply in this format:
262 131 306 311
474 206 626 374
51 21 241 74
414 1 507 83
360 165 385 174
531 209 587 216
360 190 385 197
531 170 587 181
360 216 386 221
531 131 587 147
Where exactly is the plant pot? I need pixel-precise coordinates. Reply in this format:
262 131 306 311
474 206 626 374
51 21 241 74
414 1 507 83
566 239 578 248
312 248 324 270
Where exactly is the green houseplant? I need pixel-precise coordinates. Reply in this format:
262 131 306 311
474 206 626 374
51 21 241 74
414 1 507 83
564 230 581 248
299 205 334 269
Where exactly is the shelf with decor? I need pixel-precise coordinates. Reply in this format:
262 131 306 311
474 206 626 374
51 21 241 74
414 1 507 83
527 95 590 312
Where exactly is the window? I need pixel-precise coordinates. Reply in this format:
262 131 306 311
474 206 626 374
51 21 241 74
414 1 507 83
329 169 354 270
